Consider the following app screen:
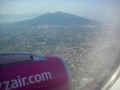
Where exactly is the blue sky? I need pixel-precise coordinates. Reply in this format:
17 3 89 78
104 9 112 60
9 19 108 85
0 0 119 22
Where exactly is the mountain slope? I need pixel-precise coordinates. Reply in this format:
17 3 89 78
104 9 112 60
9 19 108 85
15 12 98 26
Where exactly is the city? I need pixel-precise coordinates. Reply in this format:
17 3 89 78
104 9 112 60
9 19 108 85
0 24 120 89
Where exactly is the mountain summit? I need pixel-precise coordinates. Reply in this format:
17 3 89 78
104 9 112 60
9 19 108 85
16 12 97 26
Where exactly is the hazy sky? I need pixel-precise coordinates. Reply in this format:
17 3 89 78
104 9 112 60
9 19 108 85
0 0 119 22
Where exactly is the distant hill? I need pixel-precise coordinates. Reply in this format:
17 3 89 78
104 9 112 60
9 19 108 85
15 12 98 26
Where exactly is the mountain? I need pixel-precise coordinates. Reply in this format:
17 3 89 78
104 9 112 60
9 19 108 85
15 12 98 26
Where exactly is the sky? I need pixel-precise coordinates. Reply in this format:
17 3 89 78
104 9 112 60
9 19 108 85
0 0 120 23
